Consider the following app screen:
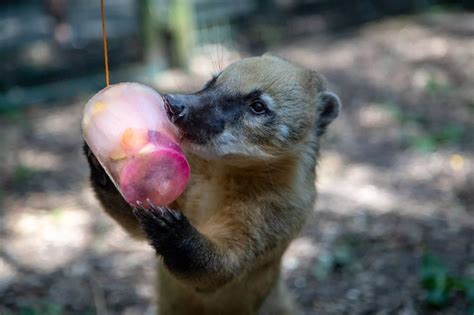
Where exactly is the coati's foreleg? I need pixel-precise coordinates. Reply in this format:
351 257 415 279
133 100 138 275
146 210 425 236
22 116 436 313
133 203 215 278
132 201 289 293
83 143 145 238
133 202 243 291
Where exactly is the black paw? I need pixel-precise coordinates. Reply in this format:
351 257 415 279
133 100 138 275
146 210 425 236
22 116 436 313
132 199 197 256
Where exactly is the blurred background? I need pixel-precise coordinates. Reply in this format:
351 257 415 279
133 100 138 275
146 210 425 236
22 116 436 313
1 0 473 314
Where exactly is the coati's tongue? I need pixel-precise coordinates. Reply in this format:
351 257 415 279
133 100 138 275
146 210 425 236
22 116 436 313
82 82 190 207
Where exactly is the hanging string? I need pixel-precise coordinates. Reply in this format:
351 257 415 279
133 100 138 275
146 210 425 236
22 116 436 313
101 0 110 87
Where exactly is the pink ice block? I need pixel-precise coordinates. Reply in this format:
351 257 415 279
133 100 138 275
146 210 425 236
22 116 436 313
82 83 190 207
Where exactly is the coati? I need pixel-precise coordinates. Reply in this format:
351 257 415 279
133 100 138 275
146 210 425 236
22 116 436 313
83 54 340 315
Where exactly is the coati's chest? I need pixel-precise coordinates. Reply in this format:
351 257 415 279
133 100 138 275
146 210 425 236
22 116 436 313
175 155 275 228
176 157 232 226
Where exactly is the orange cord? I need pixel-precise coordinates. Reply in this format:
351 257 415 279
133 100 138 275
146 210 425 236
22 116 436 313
101 0 110 87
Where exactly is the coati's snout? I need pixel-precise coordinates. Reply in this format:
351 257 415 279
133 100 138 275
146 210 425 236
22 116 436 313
163 54 341 161
163 92 230 145
163 94 189 123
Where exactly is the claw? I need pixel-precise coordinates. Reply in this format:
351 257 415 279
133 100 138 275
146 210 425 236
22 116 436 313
136 200 148 211
168 209 181 220
146 198 155 209
131 206 142 218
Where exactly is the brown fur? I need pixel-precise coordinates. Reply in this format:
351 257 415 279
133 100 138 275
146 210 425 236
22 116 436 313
85 54 340 314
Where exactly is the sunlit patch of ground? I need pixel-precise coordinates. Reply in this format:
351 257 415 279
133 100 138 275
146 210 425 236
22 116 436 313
1 12 473 315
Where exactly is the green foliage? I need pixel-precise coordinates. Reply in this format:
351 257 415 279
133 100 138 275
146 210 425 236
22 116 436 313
408 123 464 153
13 165 38 185
409 135 439 153
378 102 464 152
313 241 359 280
433 123 464 145
380 101 403 122
467 280 474 314
168 0 195 68
380 101 425 125
49 207 65 221
0 107 25 121
468 97 474 114
425 0 472 11
420 253 451 306
16 303 63 315
426 4 450 14
424 76 452 96
420 252 474 309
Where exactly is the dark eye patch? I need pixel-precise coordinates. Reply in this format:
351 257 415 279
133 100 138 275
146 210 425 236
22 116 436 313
245 90 263 102
179 86 272 144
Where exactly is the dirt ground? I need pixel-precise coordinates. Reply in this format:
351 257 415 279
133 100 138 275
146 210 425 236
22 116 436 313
1 12 473 315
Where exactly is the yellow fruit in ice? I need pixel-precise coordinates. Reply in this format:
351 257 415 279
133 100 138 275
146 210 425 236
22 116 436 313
109 147 127 160
92 102 107 115
121 128 148 151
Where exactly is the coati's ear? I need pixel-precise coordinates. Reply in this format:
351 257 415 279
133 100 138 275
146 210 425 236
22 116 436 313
316 91 341 136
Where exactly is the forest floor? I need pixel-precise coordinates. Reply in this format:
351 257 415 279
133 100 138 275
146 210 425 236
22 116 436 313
1 12 473 315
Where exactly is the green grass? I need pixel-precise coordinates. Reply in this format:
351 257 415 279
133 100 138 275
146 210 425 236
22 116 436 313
0 107 25 121
420 252 474 311
4 304 64 315
313 240 360 280
13 165 38 185
424 76 452 97
379 101 425 126
468 97 474 115
407 123 464 153
49 207 65 221
377 102 464 152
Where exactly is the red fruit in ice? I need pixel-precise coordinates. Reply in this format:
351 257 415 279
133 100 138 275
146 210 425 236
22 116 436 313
120 149 190 206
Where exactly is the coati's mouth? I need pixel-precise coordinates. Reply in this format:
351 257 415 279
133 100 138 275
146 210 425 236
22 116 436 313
161 96 178 124
162 95 190 141
163 97 191 141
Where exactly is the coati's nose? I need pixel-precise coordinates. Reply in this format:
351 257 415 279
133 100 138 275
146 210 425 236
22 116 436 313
163 94 188 123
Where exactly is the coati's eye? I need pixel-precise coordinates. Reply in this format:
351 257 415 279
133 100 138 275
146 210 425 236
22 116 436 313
249 101 267 115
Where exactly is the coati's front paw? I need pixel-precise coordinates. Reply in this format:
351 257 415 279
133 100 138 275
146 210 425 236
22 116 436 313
132 200 198 256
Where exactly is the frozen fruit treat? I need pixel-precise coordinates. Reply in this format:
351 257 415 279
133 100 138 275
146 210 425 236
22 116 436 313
82 82 190 206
